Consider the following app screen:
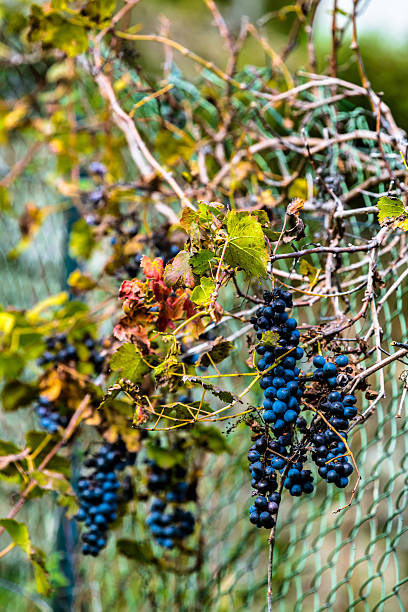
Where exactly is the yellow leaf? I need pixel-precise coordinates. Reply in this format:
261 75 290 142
39 370 63 402
4 102 28 130
26 292 68 324
114 72 132 92
0 312 15 334
394 218 408 231
299 259 321 289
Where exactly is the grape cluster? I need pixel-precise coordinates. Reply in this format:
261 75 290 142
247 286 359 529
34 396 68 433
146 499 195 549
247 433 280 528
83 336 105 375
310 355 355 489
37 334 104 375
37 334 78 367
249 491 281 529
252 289 304 439
145 453 196 549
247 289 315 527
283 459 314 496
247 289 359 528
312 353 352 389
74 440 137 556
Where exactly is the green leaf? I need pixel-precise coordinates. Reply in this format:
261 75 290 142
377 196 404 223
1 380 38 412
260 330 280 347
190 250 216 274
0 440 22 456
163 251 194 287
224 211 268 277
110 343 150 383
191 424 230 454
199 337 234 366
0 519 51 594
117 538 156 564
0 186 11 212
146 444 184 468
252 210 269 226
198 201 224 222
263 229 282 242
190 277 215 305
0 439 27 482
25 431 70 478
288 178 309 200
26 430 57 454
53 22 89 57
0 519 31 554
69 219 96 260
33 560 51 596
377 196 406 225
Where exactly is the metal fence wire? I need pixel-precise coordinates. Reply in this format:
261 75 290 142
2 156 408 612
1 34 408 612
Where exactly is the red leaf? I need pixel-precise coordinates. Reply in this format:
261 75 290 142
151 280 170 302
118 279 144 302
163 251 194 288
141 256 164 281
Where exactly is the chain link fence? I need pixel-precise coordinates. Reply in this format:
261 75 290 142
1 41 408 612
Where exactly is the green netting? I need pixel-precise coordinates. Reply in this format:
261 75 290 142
1 21 408 612
2 198 407 612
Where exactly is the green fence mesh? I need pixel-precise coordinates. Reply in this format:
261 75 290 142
1 22 408 612
2 177 407 612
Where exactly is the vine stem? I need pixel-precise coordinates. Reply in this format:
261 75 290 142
267 461 289 611
267 526 276 612
209 237 230 320
0 542 15 559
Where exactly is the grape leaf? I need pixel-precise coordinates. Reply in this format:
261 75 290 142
0 519 31 554
0 519 51 595
180 207 197 227
224 211 268 277
117 538 156 564
110 343 150 383
377 196 406 226
198 336 234 366
190 250 216 274
163 251 194 287
0 447 29 470
32 556 51 596
69 219 96 260
377 196 404 221
260 330 280 346
1 380 38 412
191 424 230 454
299 259 321 289
190 277 215 305
263 229 282 241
